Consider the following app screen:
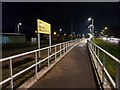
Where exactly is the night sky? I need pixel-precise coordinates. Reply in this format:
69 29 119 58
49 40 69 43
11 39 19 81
2 2 120 36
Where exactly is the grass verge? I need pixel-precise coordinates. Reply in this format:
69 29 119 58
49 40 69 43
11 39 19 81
92 38 120 81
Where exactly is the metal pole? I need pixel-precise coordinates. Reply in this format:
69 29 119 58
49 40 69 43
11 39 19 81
37 33 41 68
0 62 1 90
67 42 68 51
64 43 65 54
35 52 38 77
65 42 67 53
97 49 100 72
49 34 51 61
68 42 69 50
116 63 120 89
55 45 57 61
95 46 96 54
38 33 40 49
102 53 105 85
60 43 62 57
48 47 50 67
17 24 19 34
71 19 73 40
49 34 51 52
92 19 94 40
10 59 13 90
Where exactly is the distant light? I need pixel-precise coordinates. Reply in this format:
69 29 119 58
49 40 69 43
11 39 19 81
59 29 62 32
88 26 90 29
104 27 108 30
54 32 57 35
90 24 93 27
88 17 92 21
103 37 107 41
90 29 92 31
88 33 93 38
64 33 66 36
101 32 103 34
102 30 104 32
82 34 85 37
19 23 22 25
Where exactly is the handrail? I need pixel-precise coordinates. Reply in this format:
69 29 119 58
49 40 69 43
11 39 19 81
87 39 120 89
0 39 80 89
0 39 77 62
88 40 120 64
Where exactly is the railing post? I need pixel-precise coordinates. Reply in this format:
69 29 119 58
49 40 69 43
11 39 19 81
64 43 65 54
97 48 100 72
102 53 105 85
65 42 66 52
93 44 95 52
48 47 50 67
55 45 57 61
67 42 68 51
66 42 67 52
116 63 120 89
9 58 13 90
60 43 62 57
69 41 70 49
35 52 38 77
92 43 94 52
0 61 2 90
38 50 41 69
95 45 96 54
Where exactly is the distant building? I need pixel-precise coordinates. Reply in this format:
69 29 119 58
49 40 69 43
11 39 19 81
1 33 26 44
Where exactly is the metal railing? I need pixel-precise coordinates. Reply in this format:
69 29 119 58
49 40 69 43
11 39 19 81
0 39 80 89
87 40 120 89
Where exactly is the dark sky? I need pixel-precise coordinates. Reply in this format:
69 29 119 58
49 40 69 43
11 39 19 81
2 2 120 36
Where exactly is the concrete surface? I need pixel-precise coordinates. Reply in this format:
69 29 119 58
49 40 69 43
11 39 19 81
28 39 97 88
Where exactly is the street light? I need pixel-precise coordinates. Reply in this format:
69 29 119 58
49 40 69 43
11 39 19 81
17 23 22 34
88 17 94 40
90 24 93 27
54 32 57 35
104 27 108 30
88 17 92 21
59 29 62 32
64 33 66 36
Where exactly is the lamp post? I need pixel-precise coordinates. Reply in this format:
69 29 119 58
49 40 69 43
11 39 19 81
17 23 22 34
88 17 94 40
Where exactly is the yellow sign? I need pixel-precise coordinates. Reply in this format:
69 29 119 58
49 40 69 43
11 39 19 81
37 19 51 34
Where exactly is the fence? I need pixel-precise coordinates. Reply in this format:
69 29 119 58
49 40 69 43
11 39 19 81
87 40 120 89
0 39 80 89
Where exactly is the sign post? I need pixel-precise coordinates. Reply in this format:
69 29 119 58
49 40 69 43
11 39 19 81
36 19 51 68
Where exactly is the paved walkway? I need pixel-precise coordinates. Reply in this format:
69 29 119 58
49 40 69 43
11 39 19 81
29 39 98 88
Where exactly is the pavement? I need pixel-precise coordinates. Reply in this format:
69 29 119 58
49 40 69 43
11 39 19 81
28 39 98 88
